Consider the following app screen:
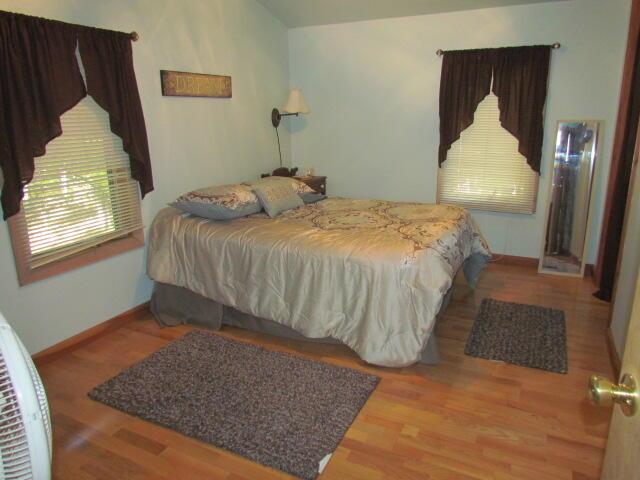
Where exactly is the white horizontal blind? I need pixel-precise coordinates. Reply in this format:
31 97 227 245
438 93 539 214
16 96 143 269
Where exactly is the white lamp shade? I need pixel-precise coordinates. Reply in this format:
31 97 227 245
282 88 310 114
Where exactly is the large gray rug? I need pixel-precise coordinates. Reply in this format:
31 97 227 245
89 330 379 480
464 298 567 373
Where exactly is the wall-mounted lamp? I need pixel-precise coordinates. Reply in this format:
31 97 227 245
272 88 309 168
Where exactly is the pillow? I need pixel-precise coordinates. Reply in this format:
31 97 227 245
300 192 327 204
171 184 261 220
247 176 315 195
251 177 304 217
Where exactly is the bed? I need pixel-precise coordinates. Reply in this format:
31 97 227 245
147 197 491 367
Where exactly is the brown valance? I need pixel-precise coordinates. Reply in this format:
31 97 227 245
78 28 153 197
0 11 153 220
438 45 552 173
438 49 493 169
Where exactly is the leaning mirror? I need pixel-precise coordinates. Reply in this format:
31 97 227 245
539 120 601 277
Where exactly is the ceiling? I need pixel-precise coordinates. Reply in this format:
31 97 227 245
255 0 568 28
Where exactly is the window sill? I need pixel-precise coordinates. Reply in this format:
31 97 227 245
8 217 145 286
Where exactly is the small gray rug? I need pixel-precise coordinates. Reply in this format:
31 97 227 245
465 298 567 373
89 331 379 480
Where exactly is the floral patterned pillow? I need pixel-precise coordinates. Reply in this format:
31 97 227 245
247 176 314 195
250 177 304 217
172 184 261 220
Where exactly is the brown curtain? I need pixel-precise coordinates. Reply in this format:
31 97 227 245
79 29 153 197
594 0 640 302
438 49 493 167
439 45 551 173
0 12 86 219
492 46 551 173
0 10 153 220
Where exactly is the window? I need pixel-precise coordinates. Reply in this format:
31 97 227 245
437 93 539 214
8 96 144 285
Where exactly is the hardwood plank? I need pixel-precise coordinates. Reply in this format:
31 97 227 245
39 263 614 479
113 429 167 456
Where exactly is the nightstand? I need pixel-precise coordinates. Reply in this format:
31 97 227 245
295 176 326 195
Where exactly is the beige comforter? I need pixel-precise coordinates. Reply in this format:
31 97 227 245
147 198 491 366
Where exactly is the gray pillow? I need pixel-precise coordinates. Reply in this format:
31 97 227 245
251 177 304 217
172 184 261 220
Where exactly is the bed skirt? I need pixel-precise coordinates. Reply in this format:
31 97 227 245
150 281 447 365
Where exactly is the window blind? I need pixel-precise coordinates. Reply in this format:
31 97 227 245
13 96 143 269
437 93 539 214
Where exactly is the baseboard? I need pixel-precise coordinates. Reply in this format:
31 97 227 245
605 327 621 376
491 254 539 267
32 302 150 367
491 255 595 276
585 264 595 278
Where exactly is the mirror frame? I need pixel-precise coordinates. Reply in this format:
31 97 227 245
537 119 603 278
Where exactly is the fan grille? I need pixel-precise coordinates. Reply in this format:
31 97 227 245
17 340 51 454
0 353 33 480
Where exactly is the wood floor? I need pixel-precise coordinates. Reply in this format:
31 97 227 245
40 262 615 479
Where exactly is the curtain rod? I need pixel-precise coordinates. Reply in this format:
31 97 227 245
1 10 139 41
436 42 560 56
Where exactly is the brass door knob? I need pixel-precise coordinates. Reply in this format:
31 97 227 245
589 373 638 417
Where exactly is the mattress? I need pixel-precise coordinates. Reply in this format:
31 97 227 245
147 197 491 367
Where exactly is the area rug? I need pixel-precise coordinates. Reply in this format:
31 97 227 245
464 298 567 373
89 330 379 480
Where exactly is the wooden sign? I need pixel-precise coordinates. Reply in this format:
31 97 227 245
160 70 232 98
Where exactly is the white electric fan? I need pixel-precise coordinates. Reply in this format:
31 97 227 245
0 312 52 480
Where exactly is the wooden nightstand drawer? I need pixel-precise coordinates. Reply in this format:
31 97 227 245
295 176 326 195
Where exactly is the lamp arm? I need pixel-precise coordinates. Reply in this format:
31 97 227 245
271 108 301 128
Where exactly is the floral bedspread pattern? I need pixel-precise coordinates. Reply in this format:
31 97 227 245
270 198 490 274
148 198 491 367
